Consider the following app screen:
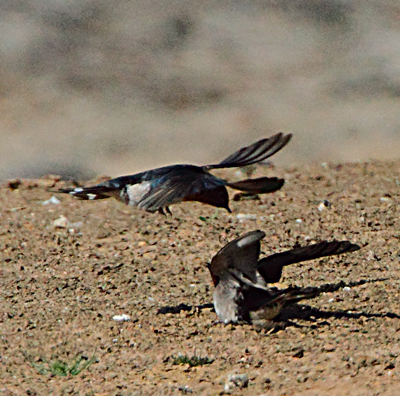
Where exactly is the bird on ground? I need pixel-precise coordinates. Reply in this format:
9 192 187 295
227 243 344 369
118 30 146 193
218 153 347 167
207 230 360 325
58 133 291 214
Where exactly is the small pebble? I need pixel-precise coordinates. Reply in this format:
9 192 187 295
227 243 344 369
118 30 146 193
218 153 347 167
112 314 131 322
53 215 70 228
380 196 392 203
42 196 61 205
323 344 336 352
343 287 351 292
367 251 377 261
236 213 257 222
224 373 249 392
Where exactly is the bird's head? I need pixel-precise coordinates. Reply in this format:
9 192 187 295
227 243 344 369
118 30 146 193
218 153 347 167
206 262 220 287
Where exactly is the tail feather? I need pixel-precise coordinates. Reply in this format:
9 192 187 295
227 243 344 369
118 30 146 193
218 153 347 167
227 177 284 194
58 185 118 200
258 241 361 284
206 133 292 170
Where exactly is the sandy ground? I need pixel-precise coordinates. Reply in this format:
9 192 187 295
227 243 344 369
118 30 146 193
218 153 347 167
1 160 400 395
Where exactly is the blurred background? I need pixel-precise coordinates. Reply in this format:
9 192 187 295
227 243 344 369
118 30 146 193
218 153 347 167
1 0 399 180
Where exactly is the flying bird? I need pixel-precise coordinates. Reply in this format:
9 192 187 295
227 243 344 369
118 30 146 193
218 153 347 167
208 230 360 325
58 133 291 214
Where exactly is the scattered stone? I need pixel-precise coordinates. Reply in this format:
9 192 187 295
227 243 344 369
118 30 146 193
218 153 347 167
7 179 22 190
297 374 308 383
367 250 378 261
178 385 193 394
112 314 131 322
53 215 70 228
68 222 83 233
343 286 352 292
42 196 61 205
380 196 392 203
296 219 303 223
322 344 336 352
236 213 257 222
318 200 332 211
291 347 304 358
8 206 27 212
224 373 249 392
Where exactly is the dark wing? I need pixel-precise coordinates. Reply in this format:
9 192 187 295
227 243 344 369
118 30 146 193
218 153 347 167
205 133 292 170
209 230 266 287
227 177 284 194
257 241 361 284
136 171 228 212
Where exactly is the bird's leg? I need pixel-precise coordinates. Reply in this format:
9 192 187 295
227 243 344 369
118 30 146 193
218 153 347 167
165 206 172 216
158 208 166 216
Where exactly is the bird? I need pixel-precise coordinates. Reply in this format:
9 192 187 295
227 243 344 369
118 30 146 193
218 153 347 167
207 230 361 325
58 133 292 214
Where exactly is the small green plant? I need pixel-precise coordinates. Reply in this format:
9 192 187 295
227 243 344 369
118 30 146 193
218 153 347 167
171 353 214 367
32 352 97 377
199 209 219 222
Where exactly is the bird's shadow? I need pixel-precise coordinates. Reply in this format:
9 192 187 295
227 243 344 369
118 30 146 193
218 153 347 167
276 303 400 323
157 278 400 328
157 302 214 315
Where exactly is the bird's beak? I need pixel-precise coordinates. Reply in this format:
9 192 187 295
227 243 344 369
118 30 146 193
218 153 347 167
207 262 219 286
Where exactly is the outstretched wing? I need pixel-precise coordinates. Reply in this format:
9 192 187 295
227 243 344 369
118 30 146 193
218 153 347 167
209 230 267 287
257 241 361 284
136 169 228 212
205 133 292 170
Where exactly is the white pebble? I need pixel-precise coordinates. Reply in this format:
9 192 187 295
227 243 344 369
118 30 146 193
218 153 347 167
112 314 131 322
343 287 351 292
296 219 303 223
236 213 257 222
42 196 61 205
53 215 70 228
380 196 392 203
225 373 249 391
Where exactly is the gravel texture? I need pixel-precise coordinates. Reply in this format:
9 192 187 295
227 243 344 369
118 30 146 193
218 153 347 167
1 161 400 395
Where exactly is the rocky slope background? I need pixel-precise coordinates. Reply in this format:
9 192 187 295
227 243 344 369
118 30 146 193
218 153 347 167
1 161 399 395
1 0 400 180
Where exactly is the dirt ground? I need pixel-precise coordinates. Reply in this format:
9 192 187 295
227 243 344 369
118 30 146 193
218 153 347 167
1 160 400 395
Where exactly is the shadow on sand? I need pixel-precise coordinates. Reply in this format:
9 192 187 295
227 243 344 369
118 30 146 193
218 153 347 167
157 278 400 329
